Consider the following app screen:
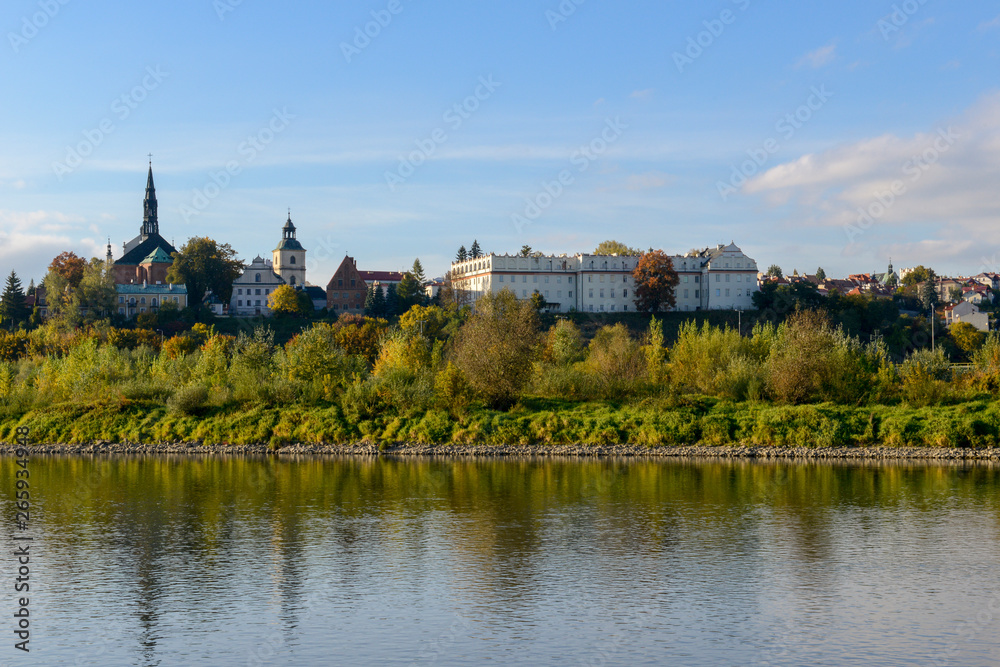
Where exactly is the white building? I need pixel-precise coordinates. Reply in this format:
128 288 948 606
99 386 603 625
449 242 759 313
231 256 285 317
945 301 989 332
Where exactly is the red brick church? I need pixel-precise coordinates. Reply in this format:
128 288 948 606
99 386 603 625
111 165 178 285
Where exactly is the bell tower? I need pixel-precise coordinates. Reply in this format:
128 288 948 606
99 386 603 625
273 211 306 286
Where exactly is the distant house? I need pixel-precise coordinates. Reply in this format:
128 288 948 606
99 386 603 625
115 283 187 319
326 256 367 314
232 256 284 317
945 301 989 332
973 273 1000 291
360 270 406 295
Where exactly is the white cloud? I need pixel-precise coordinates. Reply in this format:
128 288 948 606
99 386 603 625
742 93 1000 263
795 42 837 69
978 15 1000 31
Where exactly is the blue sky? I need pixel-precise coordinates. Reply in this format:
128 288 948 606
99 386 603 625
2 0 999 286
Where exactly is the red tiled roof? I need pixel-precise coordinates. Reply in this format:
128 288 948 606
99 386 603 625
360 270 405 283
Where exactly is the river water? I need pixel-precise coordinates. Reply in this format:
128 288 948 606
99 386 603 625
1 455 998 666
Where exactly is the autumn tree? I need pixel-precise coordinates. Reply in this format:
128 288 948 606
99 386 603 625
165 237 245 310
903 265 935 287
73 259 116 323
453 289 539 409
593 240 640 256
951 322 986 359
519 245 532 257
49 251 87 289
268 284 308 316
632 250 679 313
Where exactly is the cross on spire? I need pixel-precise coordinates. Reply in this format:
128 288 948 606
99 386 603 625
148 153 153 165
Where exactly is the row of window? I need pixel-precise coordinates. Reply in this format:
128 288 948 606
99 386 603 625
496 275 575 285
588 304 629 312
331 304 362 311
237 300 263 307
237 288 271 296
118 295 180 306
587 289 629 299
334 278 358 288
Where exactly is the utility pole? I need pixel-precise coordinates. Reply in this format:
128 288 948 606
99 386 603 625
930 305 935 352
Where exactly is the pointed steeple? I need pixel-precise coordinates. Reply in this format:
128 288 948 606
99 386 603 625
106 237 113 265
142 161 158 238
283 210 296 239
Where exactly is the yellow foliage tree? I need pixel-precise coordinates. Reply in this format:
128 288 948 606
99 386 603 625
268 285 306 316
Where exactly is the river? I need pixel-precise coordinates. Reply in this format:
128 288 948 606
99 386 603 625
1 455 998 665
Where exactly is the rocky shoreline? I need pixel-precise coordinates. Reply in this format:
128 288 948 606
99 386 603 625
1 441 1000 461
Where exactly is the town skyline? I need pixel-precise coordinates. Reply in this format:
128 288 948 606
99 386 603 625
2 2 1000 285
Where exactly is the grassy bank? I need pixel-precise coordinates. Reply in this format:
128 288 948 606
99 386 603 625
4 398 1000 449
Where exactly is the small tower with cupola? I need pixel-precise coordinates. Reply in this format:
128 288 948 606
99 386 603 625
273 212 306 287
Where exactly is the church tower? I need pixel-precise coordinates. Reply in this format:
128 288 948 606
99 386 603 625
106 238 113 266
273 212 306 286
141 165 158 239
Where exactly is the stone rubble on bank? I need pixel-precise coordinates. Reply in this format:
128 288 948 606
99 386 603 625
1 441 999 460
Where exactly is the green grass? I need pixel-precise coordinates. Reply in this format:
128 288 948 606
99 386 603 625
5 398 1000 448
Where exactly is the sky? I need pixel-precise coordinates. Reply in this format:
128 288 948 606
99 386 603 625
1 0 999 286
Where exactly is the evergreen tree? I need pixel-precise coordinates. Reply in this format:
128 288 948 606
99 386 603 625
385 282 399 316
470 240 482 259
0 270 28 330
26 278 35 297
520 245 532 257
921 280 939 311
411 258 426 285
364 285 376 316
397 272 424 311
815 267 826 281
371 284 387 318
456 246 468 262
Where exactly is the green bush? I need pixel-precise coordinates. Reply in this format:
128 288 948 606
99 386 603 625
167 385 209 416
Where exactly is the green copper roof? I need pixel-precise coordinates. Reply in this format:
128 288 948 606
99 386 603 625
142 247 173 264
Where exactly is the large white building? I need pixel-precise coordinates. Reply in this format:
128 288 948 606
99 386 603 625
449 243 759 313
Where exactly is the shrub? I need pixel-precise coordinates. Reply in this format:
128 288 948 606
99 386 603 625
453 290 539 410
585 324 646 399
167 385 209 415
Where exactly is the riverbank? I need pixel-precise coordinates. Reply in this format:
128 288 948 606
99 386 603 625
2 441 1000 460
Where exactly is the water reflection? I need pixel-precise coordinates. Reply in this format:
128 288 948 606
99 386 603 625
1 455 998 666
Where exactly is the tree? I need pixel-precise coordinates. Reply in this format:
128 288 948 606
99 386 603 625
519 245 532 257
453 289 539 409
920 280 939 311
529 290 548 312
365 284 387 318
815 267 827 281
396 273 423 312
948 286 964 304
632 250 679 313
411 259 426 285
399 304 457 340
903 265 935 287
0 271 28 330
49 251 87 289
26 279 35 297
470 240 482 259
166 237 245 309
363 285 376 315
766 265 783 279
456 246 468 263
385 282 399 316
72 258 116 322
593 240 640 256
268 284 307 316
951 322 987 359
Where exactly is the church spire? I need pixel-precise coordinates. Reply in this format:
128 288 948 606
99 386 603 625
142 161 158 238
